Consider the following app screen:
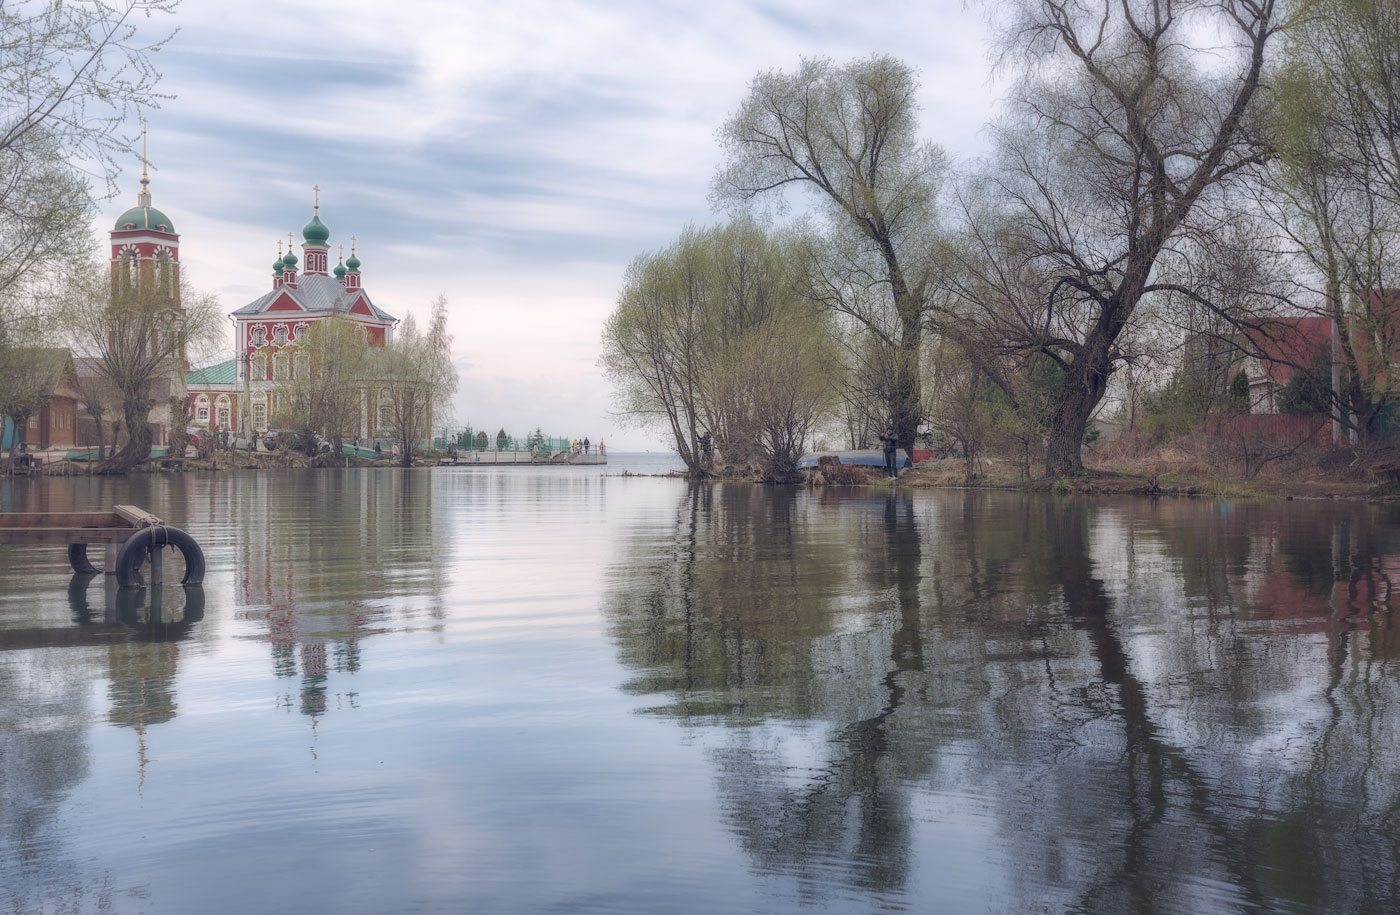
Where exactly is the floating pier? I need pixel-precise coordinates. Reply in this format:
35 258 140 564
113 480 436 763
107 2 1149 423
0 504 205 587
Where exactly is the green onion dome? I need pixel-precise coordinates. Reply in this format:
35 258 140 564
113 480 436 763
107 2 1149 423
114 205 175 234
302 213 330 245
345 252 360 272
282 248 298 268
273 257 284 275
333 261 347 279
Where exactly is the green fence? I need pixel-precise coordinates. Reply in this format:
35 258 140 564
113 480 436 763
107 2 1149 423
431 428 594 455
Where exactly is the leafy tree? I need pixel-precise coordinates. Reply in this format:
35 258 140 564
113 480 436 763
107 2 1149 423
1259 0 1400 441
274 316 373 454
603 220 836 477
0 345 67 459
1229 370 1251 414
1278 345 1333 415
496 428 509 450
474 430 488 450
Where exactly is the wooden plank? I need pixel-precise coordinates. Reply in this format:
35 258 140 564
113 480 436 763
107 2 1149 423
0 528 133 545
114 504 164 527
0 512 126 529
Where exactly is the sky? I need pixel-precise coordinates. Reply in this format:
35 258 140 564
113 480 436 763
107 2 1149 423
113 0 1005 450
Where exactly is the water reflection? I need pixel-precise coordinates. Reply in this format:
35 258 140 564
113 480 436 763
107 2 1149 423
606 489 1400 912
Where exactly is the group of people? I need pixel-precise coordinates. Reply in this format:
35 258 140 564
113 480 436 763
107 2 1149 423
568 438 604 456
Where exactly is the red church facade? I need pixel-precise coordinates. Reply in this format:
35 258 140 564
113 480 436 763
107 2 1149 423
186 196 398 437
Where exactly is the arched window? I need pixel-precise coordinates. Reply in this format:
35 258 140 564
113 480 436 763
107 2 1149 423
294 352 309 380
252 326 267 346
273 352 289 381
252 393 268 432
252 352 267 381
377 389 393 432
275 325 288 346
216 395 231 429
194 395 210 425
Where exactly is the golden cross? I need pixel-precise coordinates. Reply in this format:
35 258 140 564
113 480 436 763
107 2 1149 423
351 234 356 255
288 231 294 252
313 184 320 214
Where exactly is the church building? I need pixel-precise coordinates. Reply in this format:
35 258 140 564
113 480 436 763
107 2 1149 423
185 192 398 437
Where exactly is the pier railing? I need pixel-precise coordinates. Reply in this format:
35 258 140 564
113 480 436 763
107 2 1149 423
432 430 603 456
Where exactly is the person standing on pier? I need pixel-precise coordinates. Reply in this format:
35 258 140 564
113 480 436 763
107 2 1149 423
584 437 591 455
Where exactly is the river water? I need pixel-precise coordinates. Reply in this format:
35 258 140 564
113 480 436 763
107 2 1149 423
1 464 1396 914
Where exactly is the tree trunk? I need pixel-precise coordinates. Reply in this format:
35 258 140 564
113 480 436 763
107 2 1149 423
1045 349 1111 477
99 401 153 474
892 316 922 457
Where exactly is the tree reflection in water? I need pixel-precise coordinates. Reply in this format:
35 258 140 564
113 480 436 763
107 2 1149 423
605 488 1400 912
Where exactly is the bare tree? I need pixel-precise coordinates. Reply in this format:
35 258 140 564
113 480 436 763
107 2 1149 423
61 263 220 474
378 296 457 466
713 55 946 458
0 0 177 300
947 0 1279 475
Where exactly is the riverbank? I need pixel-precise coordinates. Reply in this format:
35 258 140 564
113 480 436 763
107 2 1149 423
11 449 1392 501
804 457 1392 501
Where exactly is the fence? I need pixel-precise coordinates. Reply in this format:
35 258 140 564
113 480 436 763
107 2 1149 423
1220 413 1331 446
431 428 594 456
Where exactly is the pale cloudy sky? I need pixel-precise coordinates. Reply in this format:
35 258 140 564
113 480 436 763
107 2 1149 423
113 0 1003 449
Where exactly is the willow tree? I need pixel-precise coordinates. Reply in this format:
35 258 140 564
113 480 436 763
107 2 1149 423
948 0 1279 475
377 295 457 466
602 220 836 478
274 315 373 454
62 263 219 473
712 55 945 458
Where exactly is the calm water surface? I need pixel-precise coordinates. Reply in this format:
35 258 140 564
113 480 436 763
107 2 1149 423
1 462 1397 914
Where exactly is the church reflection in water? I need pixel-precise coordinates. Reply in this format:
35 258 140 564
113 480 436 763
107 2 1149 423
604 488 1400 913
222 469 447 719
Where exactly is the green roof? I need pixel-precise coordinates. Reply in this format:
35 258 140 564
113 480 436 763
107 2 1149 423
113 205 176 234
187 359 237 386
302 213 329 245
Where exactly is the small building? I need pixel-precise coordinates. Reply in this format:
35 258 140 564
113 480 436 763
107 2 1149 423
1242 316 1333 414
4 349 81 451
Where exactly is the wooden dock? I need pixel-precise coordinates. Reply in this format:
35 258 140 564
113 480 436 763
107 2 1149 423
0 504 205 587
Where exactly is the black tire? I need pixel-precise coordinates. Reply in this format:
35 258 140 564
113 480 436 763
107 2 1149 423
67 542 100 575
115 525 206 587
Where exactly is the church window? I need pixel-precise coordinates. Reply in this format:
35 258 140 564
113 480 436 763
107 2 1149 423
377 390 393 433
252 352 267 381
294 352 309 379
276 325 288 346
274 353 289 381
253 402 267 431
195 395 210 424
253 326 267 346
